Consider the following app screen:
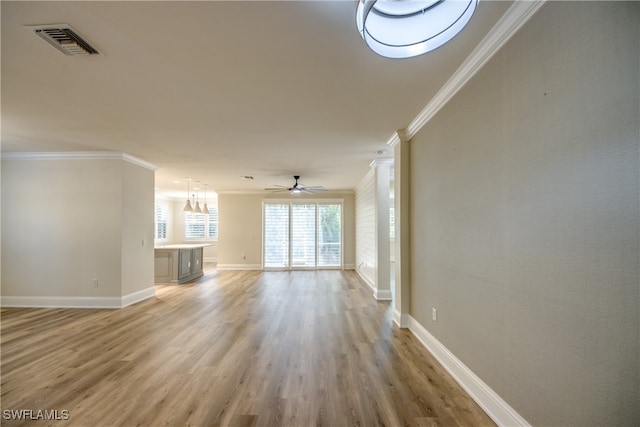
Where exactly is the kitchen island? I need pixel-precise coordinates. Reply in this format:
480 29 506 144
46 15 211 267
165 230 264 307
154 244 211 284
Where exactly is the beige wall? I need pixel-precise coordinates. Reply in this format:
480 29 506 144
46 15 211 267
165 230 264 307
121 160 156 295
409 2 638 426
218 192 355 268
1 156 155 303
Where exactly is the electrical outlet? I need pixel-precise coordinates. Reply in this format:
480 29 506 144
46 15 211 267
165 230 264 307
432 308 437 322
92 279 99 287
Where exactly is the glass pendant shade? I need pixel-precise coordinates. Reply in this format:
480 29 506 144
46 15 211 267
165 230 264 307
203 202 210 214
194 201 202 214
356 0 478 59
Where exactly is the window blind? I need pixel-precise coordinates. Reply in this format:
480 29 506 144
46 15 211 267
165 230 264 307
264 204 289 268
185 212 206 238
291 204 316 267
208 207 219 239
155 203 168 239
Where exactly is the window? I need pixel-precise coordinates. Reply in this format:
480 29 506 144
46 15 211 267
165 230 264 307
263 201 342 269
185 206 218 240
155 203 168 240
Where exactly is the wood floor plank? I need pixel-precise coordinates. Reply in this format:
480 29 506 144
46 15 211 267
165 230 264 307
1 267 494 426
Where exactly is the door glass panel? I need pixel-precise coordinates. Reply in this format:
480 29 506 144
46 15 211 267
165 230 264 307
318 204 341 267
291 204 316 267
264 204 289 268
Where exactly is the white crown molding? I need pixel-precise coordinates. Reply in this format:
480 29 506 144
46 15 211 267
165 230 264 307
121 153 159 171
386 133 401 148
217 190 276 195
408 315 531 427
1 151 158 171
386 0 546 145
386 129 411 147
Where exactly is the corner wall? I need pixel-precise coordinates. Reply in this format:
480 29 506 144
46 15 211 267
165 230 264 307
409 2 639 426
1 153 156 308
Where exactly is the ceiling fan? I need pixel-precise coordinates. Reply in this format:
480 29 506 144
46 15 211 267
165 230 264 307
265 175 326 194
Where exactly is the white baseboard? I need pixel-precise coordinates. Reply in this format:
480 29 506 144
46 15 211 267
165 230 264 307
356 268 392 301
407 315 530 427
1 287 156 309
216 264 263 271
393 310 410 328
355 268 376 294
121 287 156 308
1 295 121 309
374 289 393 301
1 296 118 309
203 257 218 263
344 263 355 270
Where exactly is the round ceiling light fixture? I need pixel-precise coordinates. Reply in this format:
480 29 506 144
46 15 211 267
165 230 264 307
356 0 478 59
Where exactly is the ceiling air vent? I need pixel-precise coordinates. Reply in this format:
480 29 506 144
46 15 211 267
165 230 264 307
27 25 99 56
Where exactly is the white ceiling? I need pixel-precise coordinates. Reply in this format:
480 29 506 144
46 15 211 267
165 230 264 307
1 0 511 197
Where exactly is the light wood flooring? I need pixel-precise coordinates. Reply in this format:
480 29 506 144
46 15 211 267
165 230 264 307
1 267 495 426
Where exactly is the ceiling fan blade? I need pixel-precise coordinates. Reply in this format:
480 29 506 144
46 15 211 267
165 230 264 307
264 187 288 191
304 186 326 191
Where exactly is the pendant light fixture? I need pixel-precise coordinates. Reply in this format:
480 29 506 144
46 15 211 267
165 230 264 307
183 178 211 215
183 177 193 212
193 181 203 214
356 0 478 59
202 184 210 215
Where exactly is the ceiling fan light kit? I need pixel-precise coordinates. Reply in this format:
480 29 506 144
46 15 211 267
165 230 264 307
356 0 478 59
265 175 326 195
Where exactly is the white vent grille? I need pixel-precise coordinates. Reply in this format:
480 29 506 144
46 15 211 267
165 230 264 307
27 25 99 56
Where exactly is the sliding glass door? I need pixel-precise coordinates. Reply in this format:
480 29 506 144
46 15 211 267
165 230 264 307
263 200 342 269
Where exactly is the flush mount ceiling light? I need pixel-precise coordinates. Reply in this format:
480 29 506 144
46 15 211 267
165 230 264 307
356 0 478 59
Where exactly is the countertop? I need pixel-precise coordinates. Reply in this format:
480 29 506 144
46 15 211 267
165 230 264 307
155 243 213 250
